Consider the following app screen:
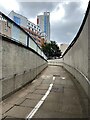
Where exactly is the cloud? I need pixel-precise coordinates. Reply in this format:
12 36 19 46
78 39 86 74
50 1 88 44
0 0 19 14
50 3 65 22
19 2 58 18
0 0 89 45
19 1 88 44
51 19 81 44
80 0 89 11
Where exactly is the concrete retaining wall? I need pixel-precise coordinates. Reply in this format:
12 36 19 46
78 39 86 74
62 3 90 99
48 59 63 66
1 37 47 99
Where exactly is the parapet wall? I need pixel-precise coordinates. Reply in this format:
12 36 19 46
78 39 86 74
62 2 90 99
0 36 47 99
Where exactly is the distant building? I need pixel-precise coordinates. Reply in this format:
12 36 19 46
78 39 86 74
37 12 50 42
60 43 69 55
8 10 27 28
8 11 46 47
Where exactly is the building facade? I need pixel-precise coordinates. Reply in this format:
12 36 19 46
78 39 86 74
8 11 27 28
60 43 69 55
37 12 50 42
0 16 12 37
8 11 46 46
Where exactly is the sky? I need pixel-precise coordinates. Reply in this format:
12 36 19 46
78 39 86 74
0 0 89 45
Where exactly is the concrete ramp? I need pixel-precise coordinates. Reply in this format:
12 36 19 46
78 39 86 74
1 66 89 119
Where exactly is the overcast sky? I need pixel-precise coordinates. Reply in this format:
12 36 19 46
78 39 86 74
0 0 89 45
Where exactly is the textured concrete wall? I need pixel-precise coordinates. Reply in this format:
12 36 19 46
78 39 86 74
1 38 47 99
63 7 90 99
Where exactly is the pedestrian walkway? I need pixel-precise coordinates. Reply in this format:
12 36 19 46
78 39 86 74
1 66 89 119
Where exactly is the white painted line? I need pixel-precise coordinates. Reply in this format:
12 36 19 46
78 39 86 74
26 76 55 119
61 77 65 79
53 76 55 81
26 108 36 118
35 100 43 109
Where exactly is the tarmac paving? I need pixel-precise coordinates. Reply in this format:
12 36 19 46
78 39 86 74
0 65 90 119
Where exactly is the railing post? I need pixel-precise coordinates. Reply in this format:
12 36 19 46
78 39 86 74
27 35 29 47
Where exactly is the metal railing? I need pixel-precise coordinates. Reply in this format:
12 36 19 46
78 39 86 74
0 12 47 60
